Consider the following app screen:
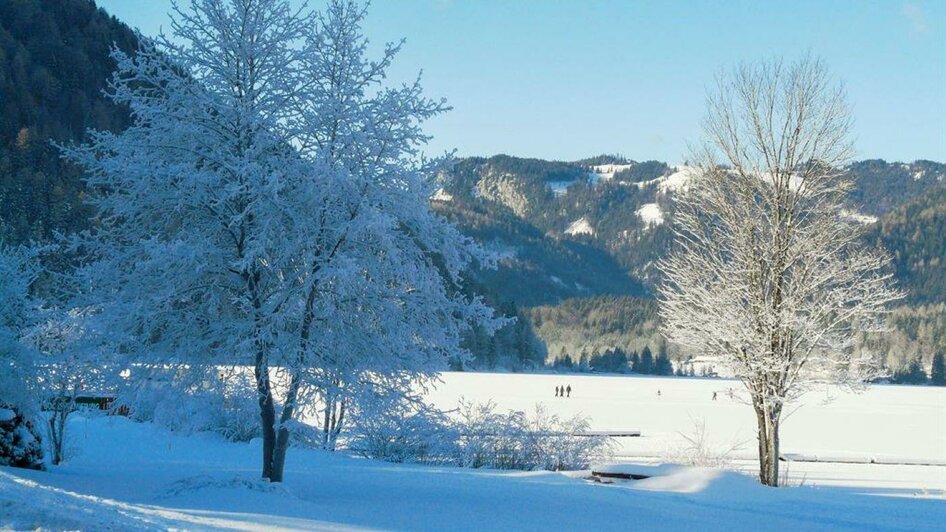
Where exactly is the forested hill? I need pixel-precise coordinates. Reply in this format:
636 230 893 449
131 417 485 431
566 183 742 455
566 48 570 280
436 155 946 371
866 183 946 305
0 0 136 243
438 154 946 304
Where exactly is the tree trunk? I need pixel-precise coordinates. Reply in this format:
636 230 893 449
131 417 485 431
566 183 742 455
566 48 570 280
47 394 74 466
755 404 781 487
48 412 63 466
270 371 302 483
255 353 277 481
321 392 334 450
328 400 345 451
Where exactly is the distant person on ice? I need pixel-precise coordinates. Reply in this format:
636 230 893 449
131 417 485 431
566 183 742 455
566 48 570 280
555 386 560 397
657 389 661 399
713 391 718 401
566 385 572 398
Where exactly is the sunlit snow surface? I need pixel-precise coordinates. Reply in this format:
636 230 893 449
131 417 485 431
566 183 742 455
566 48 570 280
2 373 945 531
635 203 664 226
564 217 595 236
426 373 946 492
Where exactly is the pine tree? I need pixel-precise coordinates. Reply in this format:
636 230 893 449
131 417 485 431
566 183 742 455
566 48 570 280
931 353 946 386
893 358 927 385
613 347 629 373
655 351 673 376
0 407 44 470
639 346 655 374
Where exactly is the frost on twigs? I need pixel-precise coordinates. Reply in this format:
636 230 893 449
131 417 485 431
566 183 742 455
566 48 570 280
658 56 902 486
662 417 745 469
0 242 46 470
61 0 501 482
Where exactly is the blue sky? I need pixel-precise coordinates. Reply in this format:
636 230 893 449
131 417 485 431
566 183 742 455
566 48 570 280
97 0 945 163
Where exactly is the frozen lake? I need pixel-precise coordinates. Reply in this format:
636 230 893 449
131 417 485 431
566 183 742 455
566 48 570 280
425 372 946 493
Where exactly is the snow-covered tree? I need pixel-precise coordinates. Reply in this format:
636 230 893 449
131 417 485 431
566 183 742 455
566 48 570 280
0 242 45 469
64 0 498 482
27 307 110 465
658 57 901 486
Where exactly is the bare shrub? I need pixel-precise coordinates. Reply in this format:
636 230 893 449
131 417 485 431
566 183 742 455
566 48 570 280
663 417 744 469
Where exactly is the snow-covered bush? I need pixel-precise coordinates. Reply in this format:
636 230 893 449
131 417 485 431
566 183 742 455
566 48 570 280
456 400 612 471
348 401 457 465
124 369 260 442
349 398 611 471
454 399 530 469
0 406 44 470
0 242 45 469
528 404 612 471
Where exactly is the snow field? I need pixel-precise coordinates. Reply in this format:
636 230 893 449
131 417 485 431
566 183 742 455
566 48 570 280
423 372 946 492
2 372 945 531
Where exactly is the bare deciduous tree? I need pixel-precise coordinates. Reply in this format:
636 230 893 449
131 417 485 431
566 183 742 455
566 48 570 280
658 56 901 487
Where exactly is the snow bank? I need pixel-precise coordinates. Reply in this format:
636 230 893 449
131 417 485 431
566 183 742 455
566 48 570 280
840 209 878 224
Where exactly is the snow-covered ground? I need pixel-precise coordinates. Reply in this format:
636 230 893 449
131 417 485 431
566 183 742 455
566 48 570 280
633 165 695 193
589 163 634 182
426 373 946 492
564 217 595 236
635 203 664 226
2 373 945 531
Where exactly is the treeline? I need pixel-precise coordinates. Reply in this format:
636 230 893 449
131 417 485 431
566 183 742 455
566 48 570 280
611 160 670 184
886 352 946 386
575 154 629 166
548 344 676 376
527 296 664 360
456 297 547 372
